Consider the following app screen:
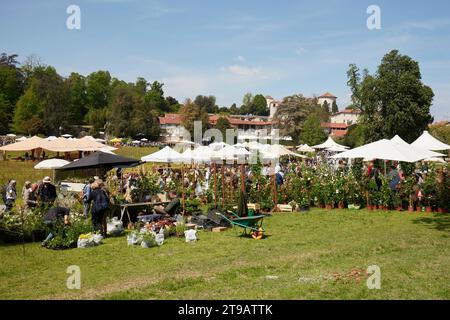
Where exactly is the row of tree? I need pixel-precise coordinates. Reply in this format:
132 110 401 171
0 53 181 138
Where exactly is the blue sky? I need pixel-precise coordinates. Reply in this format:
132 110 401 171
1 0 449 120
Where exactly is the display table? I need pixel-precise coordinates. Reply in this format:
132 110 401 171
119 202 169 222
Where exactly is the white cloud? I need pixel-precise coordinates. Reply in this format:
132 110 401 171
237 55 246 62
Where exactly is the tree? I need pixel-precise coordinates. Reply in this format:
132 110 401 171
66 72 88 124
322 100 330 114
300 113 327 145
179 99 209 136
331 100 339 113
194 95 218 113
341 124 367 148
215 116 231 137
274 94 321 142
85 70 112 131
429 122 450 145
165 96 180 112
13 66 70 135
347 50 434 143
252 94 268 116
107 84 136 137
229 103 238 114
0 94 11 134
146 81 168 113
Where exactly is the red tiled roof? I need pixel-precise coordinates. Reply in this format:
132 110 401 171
159 113 273 126
321 122 349 129
331 130 347 137
319 92 337 98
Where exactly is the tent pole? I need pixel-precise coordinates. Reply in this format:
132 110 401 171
213 162 217 206
221 161 225 208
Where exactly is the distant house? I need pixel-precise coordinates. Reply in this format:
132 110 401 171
322 108 362 137
318 92 337 107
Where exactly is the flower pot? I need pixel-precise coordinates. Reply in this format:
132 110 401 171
408 206 414 213
396 206 403 212
367 205 373 211
425 206 432 213
437 208 446 214
325 204 333 210
338 202 345 209
416 206 423 212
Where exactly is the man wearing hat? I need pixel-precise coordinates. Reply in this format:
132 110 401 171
37 176 57 206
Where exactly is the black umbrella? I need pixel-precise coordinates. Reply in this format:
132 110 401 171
58 151 140 170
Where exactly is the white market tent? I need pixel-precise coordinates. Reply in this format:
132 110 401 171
179 148 196 164
0 136 51 152
312 137 349 150
34 159 71 169
61 134 73 138
191 146 215 164
261 144 307 159
209 141 229 151
390 135 445 159
141 146 182 163
297 144 315 153
211 145 250 163
16 136 28 142
411 130 450 151
46 136 58 141
331 139 429 163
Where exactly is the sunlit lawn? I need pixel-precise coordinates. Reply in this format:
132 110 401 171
0 210 449 300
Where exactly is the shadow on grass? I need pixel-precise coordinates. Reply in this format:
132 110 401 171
412 214 450 232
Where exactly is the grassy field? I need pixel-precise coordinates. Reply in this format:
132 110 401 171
0 210 449 300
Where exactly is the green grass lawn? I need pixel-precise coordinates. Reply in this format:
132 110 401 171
0 210 449 300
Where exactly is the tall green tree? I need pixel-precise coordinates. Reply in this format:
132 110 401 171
347 50 434 143
13 66 70 135
0 94 11 134
252 94 268 116
331 101 339 114
274 94 321 142
179 99 209 137
194 95 218 113
146 81 168 113
300 113 327 146
66 72 88 124
215 116 231 137
322 100 330 114
85 71 112 131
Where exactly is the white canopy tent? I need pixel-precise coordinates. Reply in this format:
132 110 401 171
15 136 28 142
209 142 229 151
191 146 215 164
331 139 429 163
34 159 71 169
261 144 307 160
411 131 450 151
390 135 445 158
312 137 349 150
297 144 315 153
141 146 182 163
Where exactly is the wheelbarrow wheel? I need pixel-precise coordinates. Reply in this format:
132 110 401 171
251 228 264 240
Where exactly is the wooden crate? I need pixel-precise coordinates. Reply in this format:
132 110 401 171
212 227 228 233
278 204 293 212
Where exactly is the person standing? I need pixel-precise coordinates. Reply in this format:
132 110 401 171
5 180 17 211
37 177 57 206
89 180 110 236
82 178 95 218
22 181 37 210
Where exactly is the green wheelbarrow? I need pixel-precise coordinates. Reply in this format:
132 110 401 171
216 211 266 239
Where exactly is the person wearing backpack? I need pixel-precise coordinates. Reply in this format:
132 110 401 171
89 180 110 236
82 178 95 218
5 180 17 211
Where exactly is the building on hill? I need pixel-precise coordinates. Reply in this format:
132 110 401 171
158 113 274 144
318 92 337 107
265 95 282 120
321 108 362 137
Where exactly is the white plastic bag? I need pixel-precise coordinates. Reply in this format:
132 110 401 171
107 217 124 236
184 229 197 243
93 234 103 245
127 233 139 246
154 229 164 246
